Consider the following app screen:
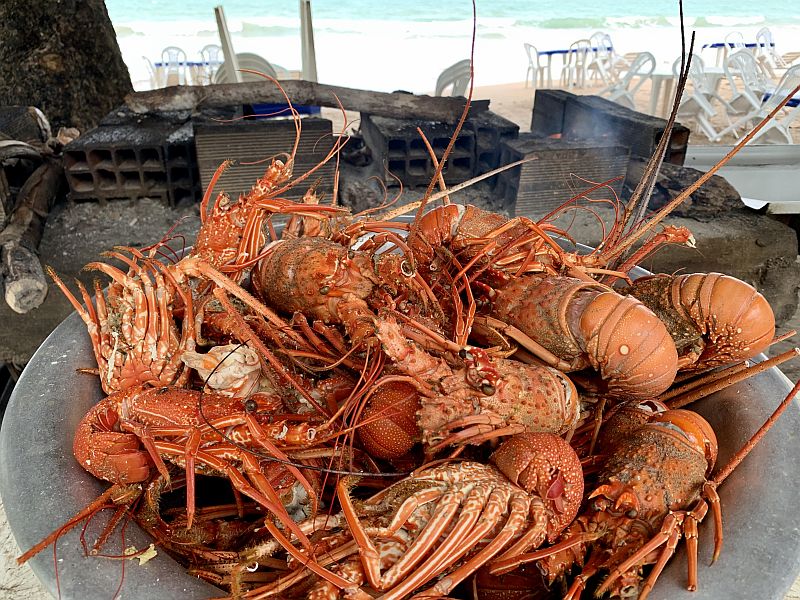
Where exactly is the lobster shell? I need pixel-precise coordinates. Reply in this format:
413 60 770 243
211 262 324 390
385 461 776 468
624 272 775 370
492 275 679 399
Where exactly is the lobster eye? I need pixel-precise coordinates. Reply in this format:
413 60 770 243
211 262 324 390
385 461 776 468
626 509 638 518
319 285 330 295
400 260 414 277
458 348 468 359
481 383 496 396
244 398 258 412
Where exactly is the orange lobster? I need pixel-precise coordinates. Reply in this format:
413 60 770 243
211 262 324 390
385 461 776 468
491 408 721 600
71 385 323 539
47 250 196 394
236 432 583 599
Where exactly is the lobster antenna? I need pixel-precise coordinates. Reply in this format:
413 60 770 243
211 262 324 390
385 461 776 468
618 4 694 249
415 0 476 220
712 378 800 486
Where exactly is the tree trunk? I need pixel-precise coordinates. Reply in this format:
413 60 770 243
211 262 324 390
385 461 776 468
0 0 132 131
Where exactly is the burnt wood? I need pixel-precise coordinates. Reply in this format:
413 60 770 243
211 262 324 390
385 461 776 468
126 81 489 123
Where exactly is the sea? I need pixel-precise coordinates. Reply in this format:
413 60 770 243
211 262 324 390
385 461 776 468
105 0 800 92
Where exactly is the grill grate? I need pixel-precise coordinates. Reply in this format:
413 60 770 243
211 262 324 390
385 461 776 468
194 117 335 201
496 135 630 219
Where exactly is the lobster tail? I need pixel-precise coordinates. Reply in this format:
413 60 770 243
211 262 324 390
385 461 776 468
492 275 678 399
578 290 679 399
625 273 776 370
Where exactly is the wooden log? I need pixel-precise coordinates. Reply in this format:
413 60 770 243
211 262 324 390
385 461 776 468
0 157 62 313
0 170 9 230
125 80 489 123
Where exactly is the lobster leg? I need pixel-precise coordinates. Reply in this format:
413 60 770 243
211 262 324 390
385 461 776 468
638 527 683 600
595 511 685 596
412 491 534 598
380 485 492 598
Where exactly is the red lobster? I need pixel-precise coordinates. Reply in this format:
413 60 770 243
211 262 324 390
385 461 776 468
491 408 720 600
234 432 583 599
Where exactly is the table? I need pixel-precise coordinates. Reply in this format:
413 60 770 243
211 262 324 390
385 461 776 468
701 42 774 67
538 46 612 87
649 66 677 117
649 64 726 117
154 60 215 86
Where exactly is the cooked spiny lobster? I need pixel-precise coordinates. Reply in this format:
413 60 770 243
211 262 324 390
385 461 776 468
623 272 776 371
72 385 324 540
240 433 583 599
252 236 385 345
491 409 720 600
47 253 196 394
487 274 679 399
374 317 581 454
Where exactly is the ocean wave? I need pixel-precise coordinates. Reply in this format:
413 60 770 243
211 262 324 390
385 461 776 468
533 17 608 29
239 22 297 37
114 25 143 37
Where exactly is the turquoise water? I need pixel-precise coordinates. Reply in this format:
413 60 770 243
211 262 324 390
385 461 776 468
105 0 800 27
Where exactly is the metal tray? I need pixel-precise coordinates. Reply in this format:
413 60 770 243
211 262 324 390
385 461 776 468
1 306 800 599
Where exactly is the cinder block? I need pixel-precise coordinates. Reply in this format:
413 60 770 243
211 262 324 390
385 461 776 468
359 114 476 188
562 95 690 165
62 115 188 204
496 134 630 219
531 89 577 137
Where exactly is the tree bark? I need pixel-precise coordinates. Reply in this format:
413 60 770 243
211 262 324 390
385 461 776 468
0 0 132 131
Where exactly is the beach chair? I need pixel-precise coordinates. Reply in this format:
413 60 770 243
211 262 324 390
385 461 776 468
213 52 278 83
755 27 790 79
585 32 625 85
598 51 655 110
524 43 545 89
435 59 472 97
142 56 164 89
671 55 734 140
160 46 188 86
711 64 800 144
199 44 224 85
561 39 591 89
724 50 775 113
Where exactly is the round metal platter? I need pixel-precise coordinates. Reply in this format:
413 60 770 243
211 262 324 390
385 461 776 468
1 295 800 599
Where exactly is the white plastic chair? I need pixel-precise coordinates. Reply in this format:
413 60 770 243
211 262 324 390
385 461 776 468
160 46 188 85
711 64 800 143
586 31 620 86
724 49 775 113
199 44 224 85
561 39 591 89
213 52 279 83
671 55 735 140
755 27 789 78
142 56 163 89
599 51 655 110
435 59 472 97
524 43 545 89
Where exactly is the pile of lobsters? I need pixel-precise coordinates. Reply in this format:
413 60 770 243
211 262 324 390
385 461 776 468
21 94 792 600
